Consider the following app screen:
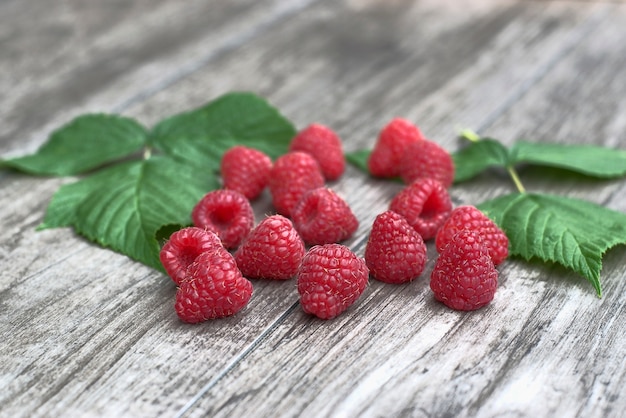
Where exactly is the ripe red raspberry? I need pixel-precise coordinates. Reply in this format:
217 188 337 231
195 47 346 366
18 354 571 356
297 244 369 319
289 124 345 181
235 215 305 280
291 187 358 246
367 118 424 178
268 152 325 217
160 227 222 285
430 229 498 311
389 178 452 240
191 189 254 250
365 210 427 284
398 139 455 188
175 247 253 323
436 205 509 265
221 145 272 200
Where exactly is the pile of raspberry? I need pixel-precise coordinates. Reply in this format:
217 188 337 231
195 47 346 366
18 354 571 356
160 120 509 324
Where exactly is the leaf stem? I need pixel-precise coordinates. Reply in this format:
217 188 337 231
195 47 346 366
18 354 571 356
458 127 527 193
459 128 482 143
507 165 526 193
143 146 152 160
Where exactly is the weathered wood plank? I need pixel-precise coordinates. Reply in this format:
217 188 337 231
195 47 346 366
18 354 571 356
0 0 318 156
179 4 626 418
1 1 625 417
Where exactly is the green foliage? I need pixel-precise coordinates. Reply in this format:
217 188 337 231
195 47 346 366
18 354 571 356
512 140 626 178
453 135 626 182
150 92 296 170
40 158 218 271
2 114 148 176
345 130 626 295
3 95 625 296
452 139 510 182
345 149 371 173
479 193 626 297
5 92 293 270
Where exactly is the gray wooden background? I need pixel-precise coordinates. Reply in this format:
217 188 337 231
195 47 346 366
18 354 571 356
1 0 625 417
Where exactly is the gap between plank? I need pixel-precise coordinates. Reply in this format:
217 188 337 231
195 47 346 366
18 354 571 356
173 302 301 418
111 0 322 114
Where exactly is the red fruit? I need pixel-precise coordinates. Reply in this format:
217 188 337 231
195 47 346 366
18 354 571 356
221 145 272 200
435 205 509 265
175 247 253 323
192 189 254 250
160 227 222 285
297 244 369 319
398 139 455 188
430 229 498 311
235 215 305 280
291 187 358 246
367 118 424 178
365 211 427 284
389 178 452 240
268 152 325 217
289 124 345 181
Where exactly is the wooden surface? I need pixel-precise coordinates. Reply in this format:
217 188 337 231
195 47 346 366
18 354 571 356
1 1 625 417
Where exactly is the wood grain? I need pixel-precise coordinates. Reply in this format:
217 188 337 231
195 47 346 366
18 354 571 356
0 0 318 155
1 1 625 417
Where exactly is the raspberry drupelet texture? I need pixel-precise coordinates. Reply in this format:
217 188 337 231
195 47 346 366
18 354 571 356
297 244 369 319
191 189 254 250
398 139 455 188
365 210 427 284
291 187 358 246
289 124 345 181
367 118 424 178
160 227 222 285
175 247 253 323
430 230 498 311
435 205 509 265
268 152 325 217
389 178 452 240
235 215 305 280
221 145 272 200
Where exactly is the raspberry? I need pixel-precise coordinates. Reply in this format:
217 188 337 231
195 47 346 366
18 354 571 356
160 227 222 285
430 230 498 311
191 189 254 249
389 178 452 240
297 244 369 319
365 210 427 284
435 205 509 265
398 139 455 188
235 215 305 280
289 124 345 181
175 247 253 323
367 118 424 178
291 187 358 246
221 145 272 200
268 152 325 217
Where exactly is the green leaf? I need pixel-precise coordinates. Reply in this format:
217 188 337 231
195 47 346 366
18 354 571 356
345 149 371 174
3 114 147 176
30 92 296 272
39 156 218 271
478 193 626 297
511 140 626 178
150 92 296 169
453 131 626 183
38 168 121 230
452 139 510 183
